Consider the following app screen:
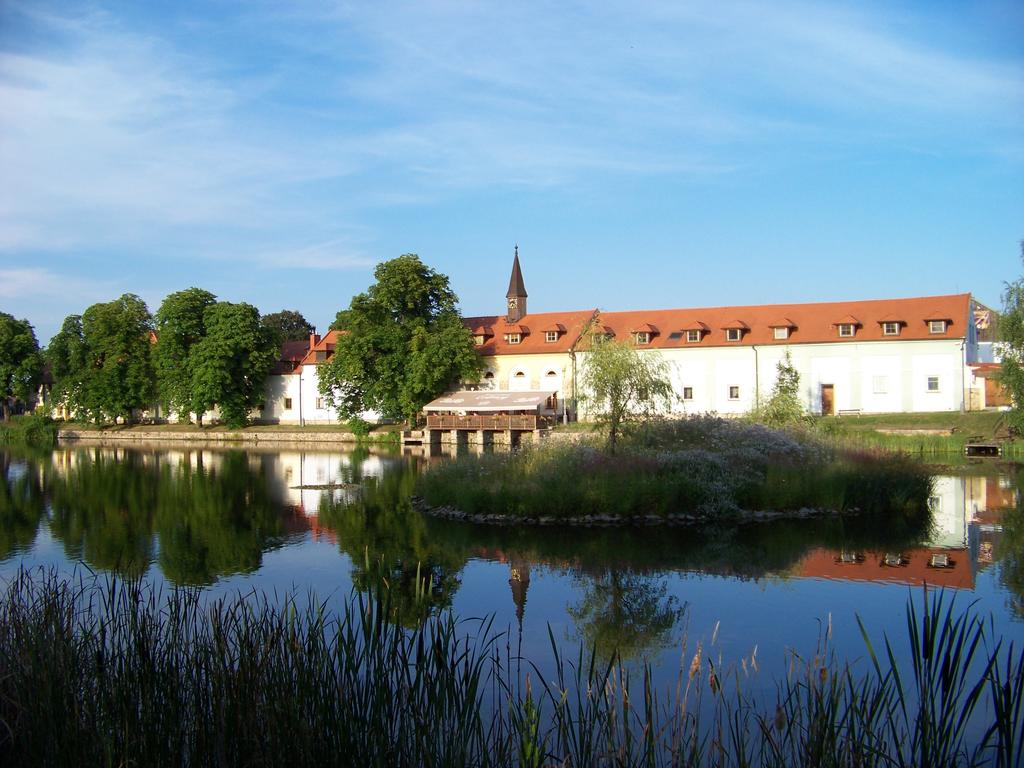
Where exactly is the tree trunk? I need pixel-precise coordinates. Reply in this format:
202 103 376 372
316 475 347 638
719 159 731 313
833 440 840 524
1 399 9 422
196 412 203 427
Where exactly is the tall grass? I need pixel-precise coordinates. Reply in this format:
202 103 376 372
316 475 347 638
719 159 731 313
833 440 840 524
0 568 1019 766
419 418 932 521
0 413 57 447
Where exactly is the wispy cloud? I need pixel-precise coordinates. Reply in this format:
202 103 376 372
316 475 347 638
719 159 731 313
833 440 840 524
0 0 1020 333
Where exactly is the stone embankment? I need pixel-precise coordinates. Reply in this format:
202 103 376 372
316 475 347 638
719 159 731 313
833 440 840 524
411 496 842 527
58 428 360 445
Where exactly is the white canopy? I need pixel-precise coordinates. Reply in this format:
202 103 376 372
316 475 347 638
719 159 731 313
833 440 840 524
422 390 557 413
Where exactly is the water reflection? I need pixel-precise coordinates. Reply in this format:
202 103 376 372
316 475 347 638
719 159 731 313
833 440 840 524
0 446 1021 635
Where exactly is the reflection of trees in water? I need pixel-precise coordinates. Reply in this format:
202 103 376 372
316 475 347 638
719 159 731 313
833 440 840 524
0 453 45 559
154 452 289 585
46 448 157 578
40 448 291 584
996 469 1024 617
568 569 685 663
316 466 468 628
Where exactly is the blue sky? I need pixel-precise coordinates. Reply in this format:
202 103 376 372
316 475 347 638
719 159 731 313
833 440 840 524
1 0 1022 344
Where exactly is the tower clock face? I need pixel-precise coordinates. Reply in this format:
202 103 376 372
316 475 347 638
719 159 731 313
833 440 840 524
508 297 518 309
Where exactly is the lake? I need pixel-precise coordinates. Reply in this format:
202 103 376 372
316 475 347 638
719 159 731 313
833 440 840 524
1 442 1022 703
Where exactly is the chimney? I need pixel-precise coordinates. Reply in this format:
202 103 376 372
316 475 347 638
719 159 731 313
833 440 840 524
309 332 320 351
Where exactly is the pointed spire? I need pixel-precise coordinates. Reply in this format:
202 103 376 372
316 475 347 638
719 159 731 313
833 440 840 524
506 245 528 299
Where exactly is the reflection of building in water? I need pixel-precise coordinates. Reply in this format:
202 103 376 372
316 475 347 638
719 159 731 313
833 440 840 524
798 472 1017 590
509 558 531 628
796 548 974 589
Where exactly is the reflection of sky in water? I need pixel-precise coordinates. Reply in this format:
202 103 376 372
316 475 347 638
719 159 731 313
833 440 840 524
1 446 1023 702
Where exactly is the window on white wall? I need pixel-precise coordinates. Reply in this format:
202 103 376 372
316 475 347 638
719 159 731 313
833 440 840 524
729 386 740 400
927 376 940 392
315 397 324 410
683 387 693 400
873 376 888 394
284 398 293 410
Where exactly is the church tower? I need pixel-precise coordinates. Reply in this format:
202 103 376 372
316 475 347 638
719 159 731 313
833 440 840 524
506 245 528 323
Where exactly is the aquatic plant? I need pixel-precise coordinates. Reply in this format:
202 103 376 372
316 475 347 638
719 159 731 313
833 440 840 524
0 569 1018 766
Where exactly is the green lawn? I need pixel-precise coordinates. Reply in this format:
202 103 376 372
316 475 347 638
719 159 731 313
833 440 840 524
818 410 1009 437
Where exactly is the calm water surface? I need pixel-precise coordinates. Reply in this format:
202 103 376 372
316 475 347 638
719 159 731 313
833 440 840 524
2 443 1022 697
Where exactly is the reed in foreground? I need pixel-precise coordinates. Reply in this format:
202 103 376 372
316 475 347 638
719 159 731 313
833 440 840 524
0 568 1019 767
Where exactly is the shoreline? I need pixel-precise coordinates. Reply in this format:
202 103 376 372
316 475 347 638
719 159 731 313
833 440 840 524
411 495 846 527
57 427 365 446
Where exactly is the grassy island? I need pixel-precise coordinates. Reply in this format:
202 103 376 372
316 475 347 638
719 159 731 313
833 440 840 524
417 417 933 525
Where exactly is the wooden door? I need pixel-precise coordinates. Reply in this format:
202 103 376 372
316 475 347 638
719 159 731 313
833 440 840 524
820 384 835 415
986 377 1011 408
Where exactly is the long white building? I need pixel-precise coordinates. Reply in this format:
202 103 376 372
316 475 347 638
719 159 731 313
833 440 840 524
457 251 985 418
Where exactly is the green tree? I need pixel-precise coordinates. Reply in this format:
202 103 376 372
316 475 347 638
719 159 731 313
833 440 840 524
329 309 353 331
77 294 155 422
754 351 806 427
1000 243 1024 433
153 288 217 423
318 254 482 425
190 302 278 427
262 310 315 343
579 336 674 453
45 315 89 418
0 313 43 420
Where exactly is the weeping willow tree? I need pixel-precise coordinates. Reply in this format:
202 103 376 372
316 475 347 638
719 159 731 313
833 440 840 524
578 336 674 453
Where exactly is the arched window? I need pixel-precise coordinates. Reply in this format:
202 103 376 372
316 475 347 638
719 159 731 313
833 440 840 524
544 370 558 378
514 371 526 378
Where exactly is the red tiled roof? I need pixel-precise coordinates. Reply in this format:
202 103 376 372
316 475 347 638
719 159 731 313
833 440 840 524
463 310 598 356
678 320 710 332
721 319 749 330
833 314 861 326
296 329 342 368
594 294 970 350
769 317 795 328
631 322 659 334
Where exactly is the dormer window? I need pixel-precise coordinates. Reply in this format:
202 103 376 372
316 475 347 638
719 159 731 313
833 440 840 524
929 320 947 334
838 324 855 338
634 331 651 345
506 333 521 344
773 327 789 340
474 335 485 346
722 320 748 342
882 322 900 336
686 330 701 343
545 331 558 343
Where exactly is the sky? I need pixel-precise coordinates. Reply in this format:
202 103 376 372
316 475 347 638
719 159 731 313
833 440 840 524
1 0 1022 345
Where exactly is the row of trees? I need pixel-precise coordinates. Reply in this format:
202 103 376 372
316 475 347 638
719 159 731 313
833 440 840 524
2 254 484 429
4 291 315 427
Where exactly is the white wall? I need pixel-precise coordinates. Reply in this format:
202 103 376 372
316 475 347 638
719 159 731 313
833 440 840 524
658 338 966 415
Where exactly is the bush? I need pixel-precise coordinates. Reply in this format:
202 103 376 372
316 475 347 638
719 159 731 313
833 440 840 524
0 413 57 447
